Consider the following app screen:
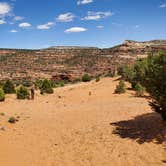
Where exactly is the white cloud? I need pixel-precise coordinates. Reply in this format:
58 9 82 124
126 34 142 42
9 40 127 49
77 0 93 5
0 19 6 24
37 22 54 30
10 29 18 33
82 11 113 21
65 27 87 33
56 12 75 22
13 16 24 21
97 25 104 29
0 2 12 17
159 3 166 8
19 22 31 28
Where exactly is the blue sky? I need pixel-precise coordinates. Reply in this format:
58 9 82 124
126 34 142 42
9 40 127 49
0 0 166 49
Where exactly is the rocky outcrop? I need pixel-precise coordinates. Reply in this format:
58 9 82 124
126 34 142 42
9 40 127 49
0 40 166 81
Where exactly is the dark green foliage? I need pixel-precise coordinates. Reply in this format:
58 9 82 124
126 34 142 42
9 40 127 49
143 52 166 120
118 65 135 82
16 85 30 99
58 81 65 87
0 88 5 102
34 79 43 89
115 80 126 94
82 74 91 82
3 80 15 94
96 76 100 82
52 80 65 88
119 60 148 89
40 79 54 94
134 83 146 97
119 51 166 120
8 117 16 123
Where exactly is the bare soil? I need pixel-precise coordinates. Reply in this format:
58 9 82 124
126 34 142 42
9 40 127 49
0 77 166 166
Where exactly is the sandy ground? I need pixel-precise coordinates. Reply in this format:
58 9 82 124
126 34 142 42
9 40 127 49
0 77 166 166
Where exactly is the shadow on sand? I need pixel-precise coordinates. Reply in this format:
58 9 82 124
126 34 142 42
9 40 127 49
111 113 166 144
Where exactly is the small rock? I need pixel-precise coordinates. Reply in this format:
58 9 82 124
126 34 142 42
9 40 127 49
0 127 5 131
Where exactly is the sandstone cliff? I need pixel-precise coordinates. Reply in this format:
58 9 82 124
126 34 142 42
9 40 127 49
0 40 166 81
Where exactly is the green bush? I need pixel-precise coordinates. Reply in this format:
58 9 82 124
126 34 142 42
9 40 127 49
119 51 166 120
0 82 4 88
59 81 65 87
82 74 91 82
8 117 16 123
16 85 30 99
40 79 54 94
118 65 135 82
96 76 100 82
115 80 126 94
134 83 146 97
0 88 5 102
34 79 43 89
144 52 166 120
3 80 15 94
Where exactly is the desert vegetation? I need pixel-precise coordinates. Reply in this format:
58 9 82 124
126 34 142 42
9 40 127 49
3 80 15 94
119 51 166 120
0 88 5 102
16 85 30 99
114 80 126 94
8 116 17 124
82 74 91 82
40 79 54 94
134 83 146 97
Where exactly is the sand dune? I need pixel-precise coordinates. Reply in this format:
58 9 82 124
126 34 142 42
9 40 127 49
0 77 166 166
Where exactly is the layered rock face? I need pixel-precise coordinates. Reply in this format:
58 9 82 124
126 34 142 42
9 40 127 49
0 40 166 81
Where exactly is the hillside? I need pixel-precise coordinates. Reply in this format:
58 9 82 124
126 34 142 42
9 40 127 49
0 40 166 81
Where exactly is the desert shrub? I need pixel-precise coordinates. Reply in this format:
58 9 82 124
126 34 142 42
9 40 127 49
8 117 16 123
82 74 91 82
0 82 4 88
58 81 65 87
119 51 166 120
96 76 100 82
0 112 5 116
3 80 15 94
34 79 43 89
16 85 30 99
40 79 54 94
131 58 149 88
114 80 126 94
0 88 5 102
50 80 67 88
119 60 149 87
134 83 146 97
144 52 166 120
119 65 135 82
